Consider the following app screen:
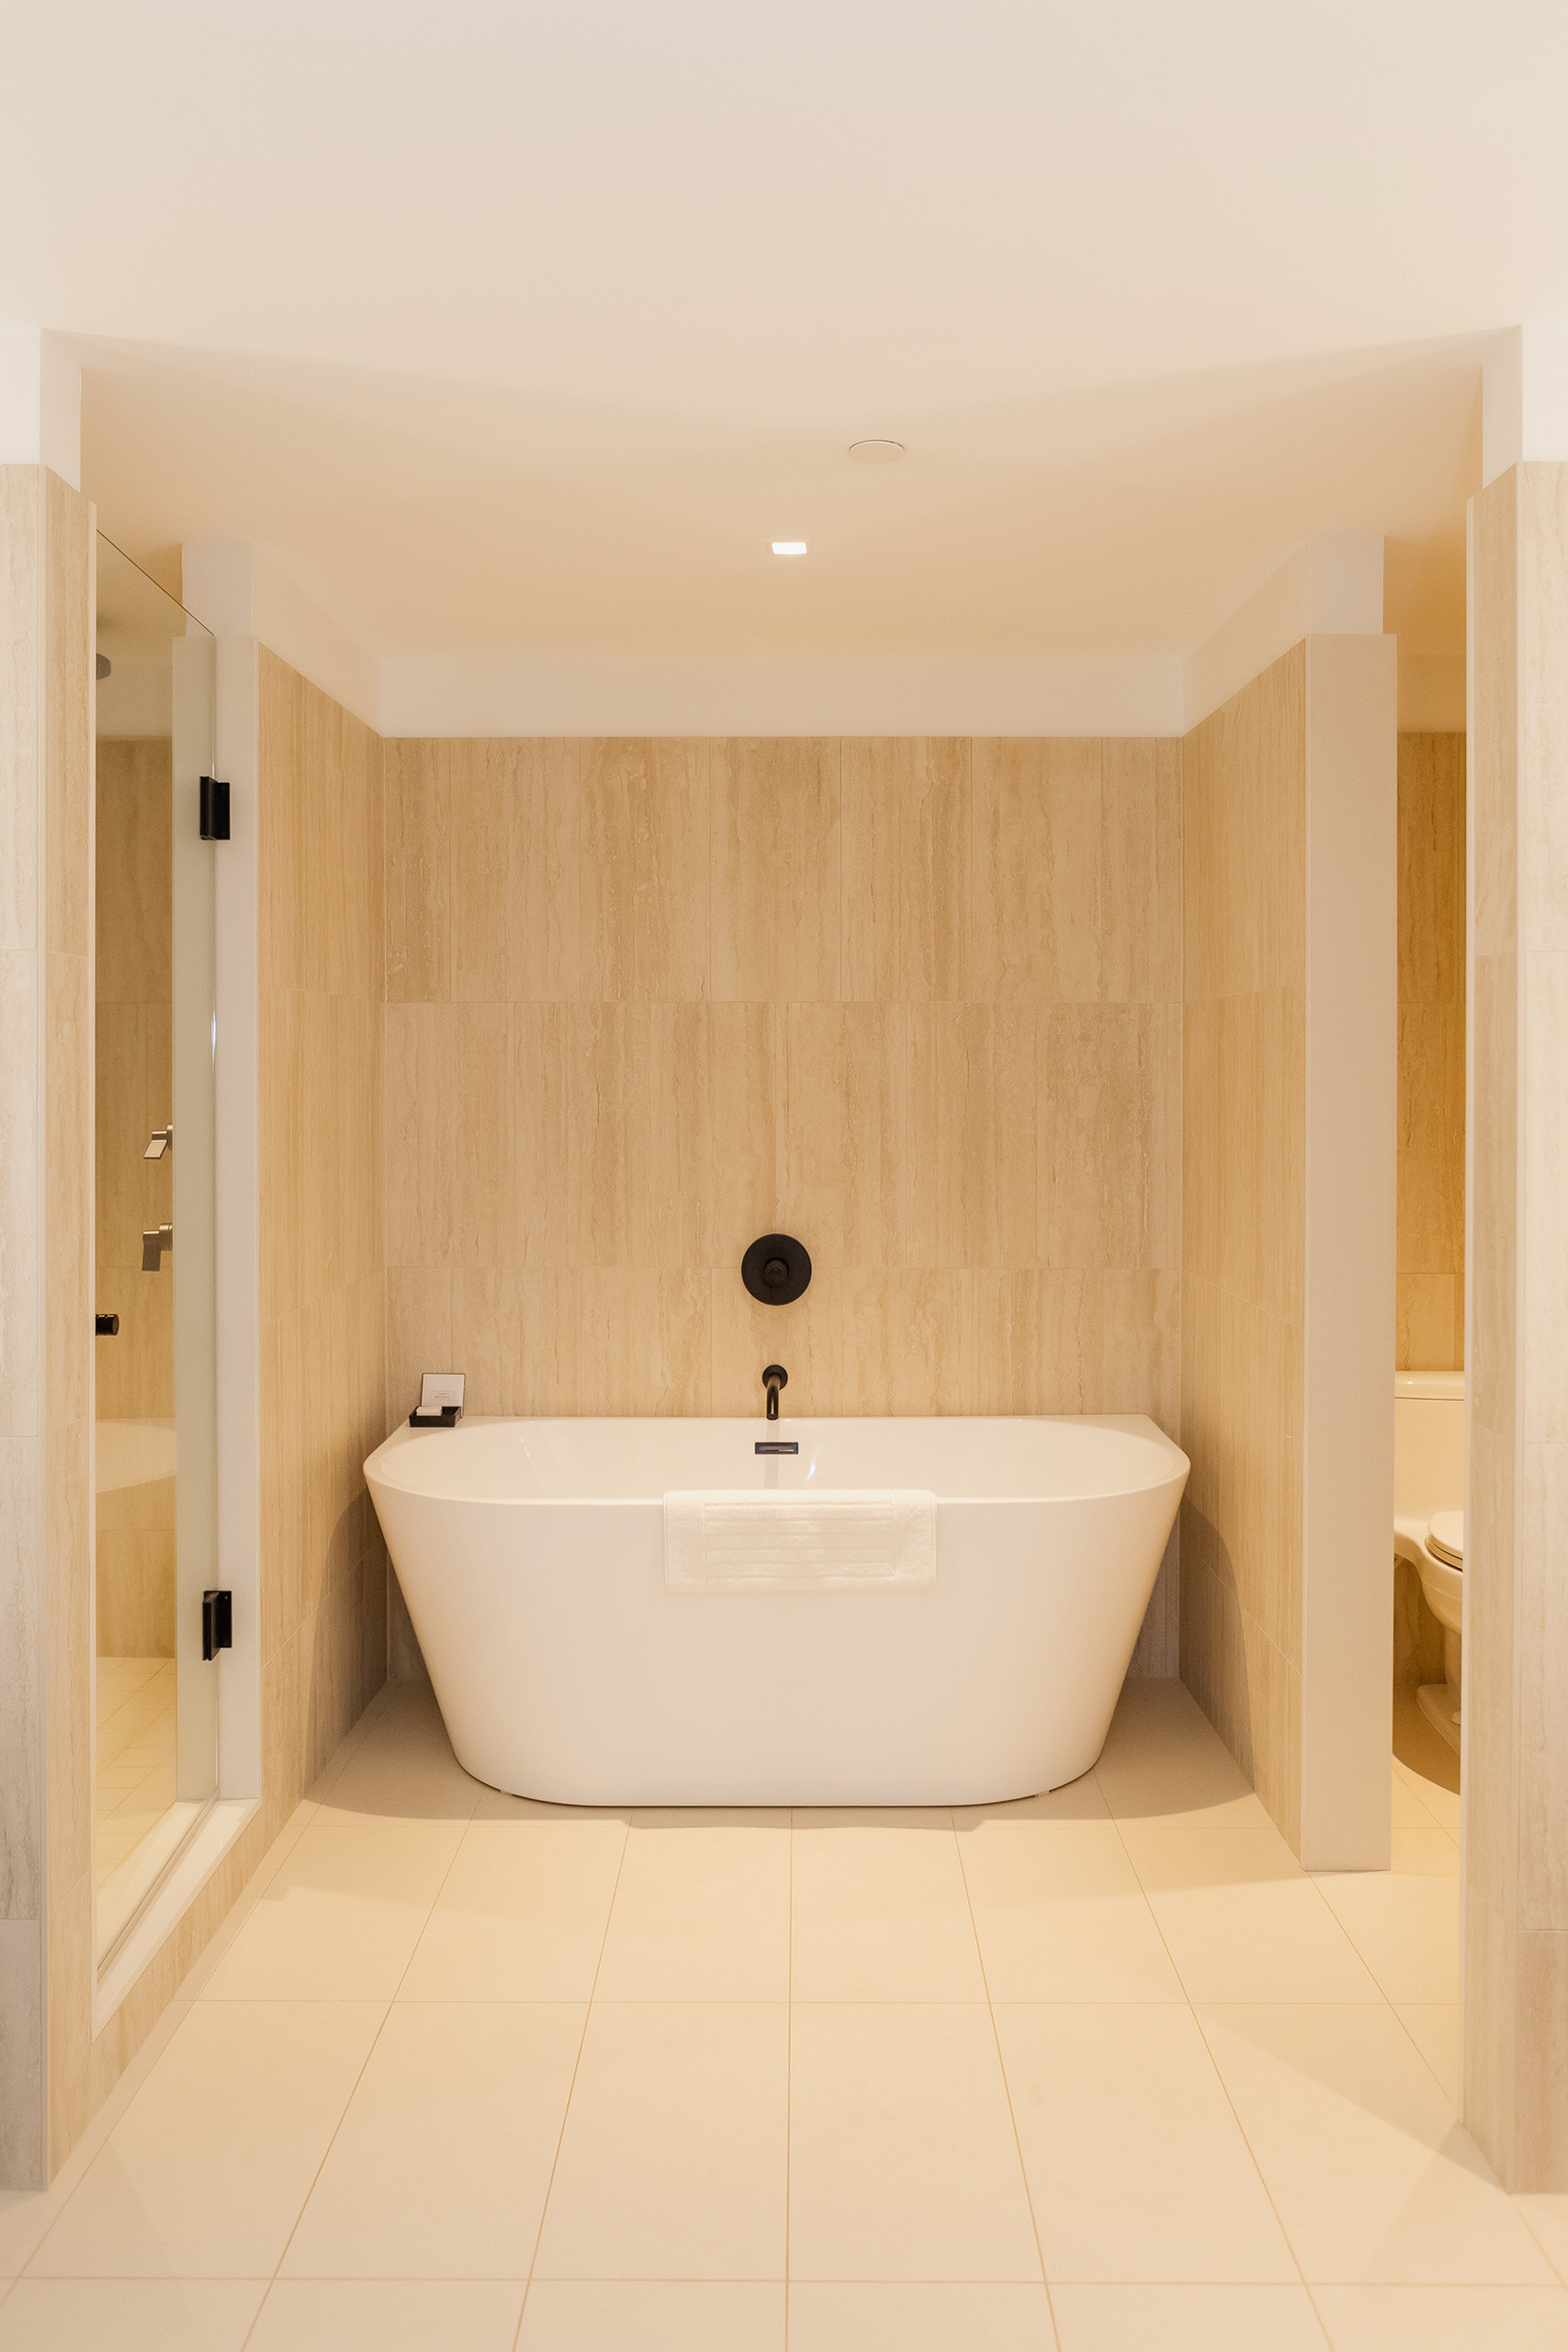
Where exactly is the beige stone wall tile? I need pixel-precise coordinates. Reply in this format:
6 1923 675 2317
1471 951 1517 1440
453 1266 581 1416
385 1268 452 1430
837 1268 966 1415
0 1919 42 2185
259 985 306 1320
577 1268 711 1415
1519 1442 1568 1943
1127 1528 1179 1676
46 952 91 1434
1102 1268 1181 1433
512 1001 571 1271
962 1268 1102 1415
450 1001 517 1269
712 739 840 1002
908 1003 1038 1270
1522 949 1568 1445
1396 998 1466 1274
0 469 40 960
258 650 303 992
970 738 1101 1001
840 737 968 1003
580 739 710 1001
44 473 90 962
1101 738 1181 1005
1472 474 1518 963
706 1002 780 1272
0 948 39 1434
1040 1003 1179 1272
45 1862 92 2172
95 1528 176 1657
1394 1272 1462 1373
1464 1414 1516 1928
383 739 450 1002
451 739 580 1003
1521 465 1568 955
711 1272 843 1418
780 1003 905 1270
45 1410 91 1897
1397 733 1466 1005
0 1434 41 1917
566 1002 712 1272
94 740 171 1005
384 1001 457 1270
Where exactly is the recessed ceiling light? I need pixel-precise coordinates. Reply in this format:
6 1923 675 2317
848 439 905 464
772 540 808 555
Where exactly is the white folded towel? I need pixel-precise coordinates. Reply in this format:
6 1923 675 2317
663 1488 937 1593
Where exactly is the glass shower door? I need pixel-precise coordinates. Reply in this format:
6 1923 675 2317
93 537 220 1962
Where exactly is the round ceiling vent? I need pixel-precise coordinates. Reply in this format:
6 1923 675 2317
848 438 905 464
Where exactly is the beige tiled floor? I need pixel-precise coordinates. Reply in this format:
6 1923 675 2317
94 1656 177 1883
5 1678 1567 2351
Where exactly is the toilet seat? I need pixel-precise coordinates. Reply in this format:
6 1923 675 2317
1427 1510 1464 1569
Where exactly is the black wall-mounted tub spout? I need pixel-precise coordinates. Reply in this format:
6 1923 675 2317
763 1364 788 1420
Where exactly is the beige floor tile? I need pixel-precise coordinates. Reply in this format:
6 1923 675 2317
1521 2199 1568 2286
1390 1770 1440 1829
1312 2283 1568 2349
1396 2005 1461 2106
518 2281 785 2349
1197 2004 1556 2284
1390 1828 1461 1878
281 2003 583 2278
788 2282 1055 2348
535 2003 787 2279
1050 2283 1327 2350
788 2005 1041 2281
954 1815 1183 2003
593 1812 789 2001
791 1811 987 2001
0 2279 265 2349
1121 1825 1382 2002
249 2279 527 2349
994 2004 1294 2283
1090 1681 1274 1830
400 1812 627 2001
1312 1868 1461 2004
197 1820 463 2001
312 1687 481 1826
28 2003 385 2278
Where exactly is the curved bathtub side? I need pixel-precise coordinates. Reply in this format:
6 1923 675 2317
367 1459 1187 1807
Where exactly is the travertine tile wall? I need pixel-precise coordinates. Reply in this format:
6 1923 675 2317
382 737 1184 1671
256 650 389 1814
1179 648 1307 1850
1466 461 1568 2190
0 466 51 2186
1395 732 1466 1372
94 738 175 1655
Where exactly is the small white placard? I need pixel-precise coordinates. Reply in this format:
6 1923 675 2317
419 1372 465 1413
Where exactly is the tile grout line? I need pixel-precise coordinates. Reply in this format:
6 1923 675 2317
510 1806 635 2352
949 1801 1059 2343
236 1756 482 2352
1093 1762 1337 2349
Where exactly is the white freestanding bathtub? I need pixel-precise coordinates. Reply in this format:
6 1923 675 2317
364 1414 1188 1806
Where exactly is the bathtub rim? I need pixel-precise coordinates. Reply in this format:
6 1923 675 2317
365 1409 1190 1510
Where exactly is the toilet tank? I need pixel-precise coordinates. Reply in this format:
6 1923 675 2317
1393 1372 1466 1517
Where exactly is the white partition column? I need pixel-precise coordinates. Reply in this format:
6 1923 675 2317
1464 323 1568 2189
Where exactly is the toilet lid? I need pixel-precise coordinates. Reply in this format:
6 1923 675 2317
1427 1510 1464 1568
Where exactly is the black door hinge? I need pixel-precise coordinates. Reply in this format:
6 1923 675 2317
202 1589 233 1661
199 776 231 841
96 1312 119 1335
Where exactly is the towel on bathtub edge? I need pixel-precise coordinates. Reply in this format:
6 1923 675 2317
662 1488 937 1592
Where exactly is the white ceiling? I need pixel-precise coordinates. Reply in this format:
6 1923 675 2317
6 0 1564 663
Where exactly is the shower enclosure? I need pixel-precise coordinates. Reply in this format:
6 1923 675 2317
93 538 220 1964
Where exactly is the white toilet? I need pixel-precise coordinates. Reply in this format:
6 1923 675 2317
1393 1370 1465 1752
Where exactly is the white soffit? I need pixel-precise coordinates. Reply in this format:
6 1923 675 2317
1182 537 1384 732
